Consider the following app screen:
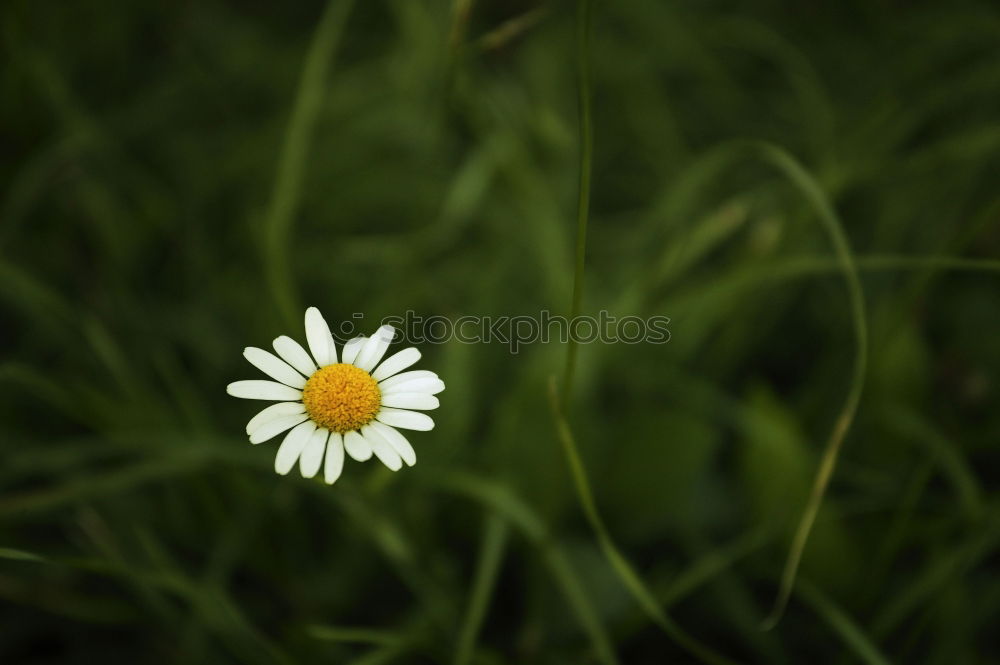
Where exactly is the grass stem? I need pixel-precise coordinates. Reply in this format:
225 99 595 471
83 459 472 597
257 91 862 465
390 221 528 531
562 0 594 399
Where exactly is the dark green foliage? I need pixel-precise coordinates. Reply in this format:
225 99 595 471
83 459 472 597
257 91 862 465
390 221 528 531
1 0 998 663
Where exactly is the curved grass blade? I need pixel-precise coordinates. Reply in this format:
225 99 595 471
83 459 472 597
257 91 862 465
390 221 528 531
562 0 594 398
475 7 549 52
884 406 983 520
0 453 210 519
0 258 75 326
647 254 1000 329
747 142 869 630
659 528 769 609
0 546 46 562
327 487 458 632
306 625 403 646
0 542 291 665
548 378 741 665
797 579 891 665
428 470 619 665
871 512 1000 639
453 513 509 665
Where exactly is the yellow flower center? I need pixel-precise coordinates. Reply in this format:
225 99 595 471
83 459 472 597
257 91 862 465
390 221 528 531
302 364 381 433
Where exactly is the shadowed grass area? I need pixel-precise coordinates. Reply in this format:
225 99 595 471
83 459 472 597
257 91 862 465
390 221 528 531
2 0 999 663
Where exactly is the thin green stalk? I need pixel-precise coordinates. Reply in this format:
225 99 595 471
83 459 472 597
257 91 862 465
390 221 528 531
562 0 593 397
453 514 509 665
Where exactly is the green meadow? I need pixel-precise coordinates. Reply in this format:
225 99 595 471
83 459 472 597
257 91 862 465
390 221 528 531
2 1 999 663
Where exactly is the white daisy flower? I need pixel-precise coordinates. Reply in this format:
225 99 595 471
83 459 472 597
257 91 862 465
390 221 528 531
226 307 444 483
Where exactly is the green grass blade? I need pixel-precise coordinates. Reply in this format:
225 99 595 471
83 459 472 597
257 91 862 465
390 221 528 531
0 546 47 562
0 456 208 519
453 513 509 665
797 579 891 665
548 378 741 665
429 470 620 665
659 529 769 609
306 625 403 646
884 406 983 520
562 0 594 398
748 142 869 629
871 513 1000 639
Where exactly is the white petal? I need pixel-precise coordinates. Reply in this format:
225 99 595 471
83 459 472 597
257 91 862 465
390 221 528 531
376 408 434 431
380 392 439 410
227 380 302 401
343 430 372 461
273 336 317 377
243 347 306 388
369 421 416 467
249 413 309 444
341 336 366 365
381 377 445 396
245 402 305 434
354 325 396 372
361 425 402 471
299 428 328 478
305 307 337 367
371 347 421 381
274 421 316 475
378 370 437 389
324 432 345 484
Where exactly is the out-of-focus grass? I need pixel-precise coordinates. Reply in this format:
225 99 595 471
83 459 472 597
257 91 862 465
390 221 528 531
2 1 999 663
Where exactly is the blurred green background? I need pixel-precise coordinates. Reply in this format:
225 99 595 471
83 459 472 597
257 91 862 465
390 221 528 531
2 0 999 663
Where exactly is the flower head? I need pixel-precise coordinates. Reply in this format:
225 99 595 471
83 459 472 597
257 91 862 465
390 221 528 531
226 308 444 483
